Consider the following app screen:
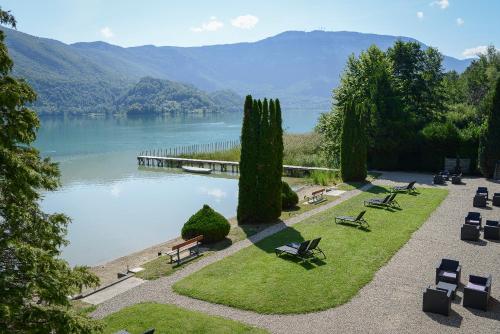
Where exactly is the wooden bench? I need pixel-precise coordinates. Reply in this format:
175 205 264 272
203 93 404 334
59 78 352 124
308 189 326 204
167 235 203 266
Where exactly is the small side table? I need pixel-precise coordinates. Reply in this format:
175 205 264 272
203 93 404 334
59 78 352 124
436 281 457 300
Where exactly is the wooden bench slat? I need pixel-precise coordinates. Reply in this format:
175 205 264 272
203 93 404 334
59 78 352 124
172 235 203 250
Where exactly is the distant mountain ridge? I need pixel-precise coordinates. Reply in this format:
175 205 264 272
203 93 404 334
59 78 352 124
3 28 472 114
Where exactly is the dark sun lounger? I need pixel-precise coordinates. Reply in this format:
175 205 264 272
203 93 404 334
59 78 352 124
275 240 311 260
392 181 417 193
287 237 326 259
364 194 391 207
335 210 368 228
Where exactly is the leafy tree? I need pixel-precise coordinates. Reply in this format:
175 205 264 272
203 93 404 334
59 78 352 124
0 9 102 333
461 46 500 118
387 41 445 126
478 77 500 177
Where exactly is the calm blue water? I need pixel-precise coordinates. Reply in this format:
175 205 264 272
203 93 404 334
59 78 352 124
37 110 323 266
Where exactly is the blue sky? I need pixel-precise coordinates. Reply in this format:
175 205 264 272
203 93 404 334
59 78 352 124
2 0 498 59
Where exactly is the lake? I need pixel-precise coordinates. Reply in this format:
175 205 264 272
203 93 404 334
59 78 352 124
37 110 324 266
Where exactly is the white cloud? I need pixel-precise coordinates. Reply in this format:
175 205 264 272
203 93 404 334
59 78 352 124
456 17 464 26
231 15 259 29
190 17 224 32
100 26 114 39
416 11 424 20
198 187 227 202
462 45 488 58
110 184 121 197
431 0 449 9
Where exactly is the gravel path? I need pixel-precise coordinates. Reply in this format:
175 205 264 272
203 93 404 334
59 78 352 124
92 174 500 333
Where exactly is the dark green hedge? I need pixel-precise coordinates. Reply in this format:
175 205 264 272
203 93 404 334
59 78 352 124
181 205 230 243
281 181 299 210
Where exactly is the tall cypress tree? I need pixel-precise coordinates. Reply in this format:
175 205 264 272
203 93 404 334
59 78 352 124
256 98 271 222
237 96 283 224
269 99 283 218
478 77 500 177
340 100 367 181
237 95 257 224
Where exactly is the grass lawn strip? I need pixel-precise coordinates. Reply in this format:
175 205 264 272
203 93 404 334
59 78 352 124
136 195 338 280
101 302 267 334
173 186 448 314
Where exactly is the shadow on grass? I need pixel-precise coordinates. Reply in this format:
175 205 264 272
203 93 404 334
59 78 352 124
276 255 327 269
202 237 234 251
335 221 371 232
425 309 463 328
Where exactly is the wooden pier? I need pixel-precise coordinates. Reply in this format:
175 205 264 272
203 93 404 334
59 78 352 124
137 155 337 177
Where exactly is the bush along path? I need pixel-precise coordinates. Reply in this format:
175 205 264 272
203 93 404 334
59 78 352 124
92 175 500 334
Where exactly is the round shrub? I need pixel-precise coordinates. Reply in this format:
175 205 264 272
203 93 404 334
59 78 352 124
281 181 299 210
181 204 230 243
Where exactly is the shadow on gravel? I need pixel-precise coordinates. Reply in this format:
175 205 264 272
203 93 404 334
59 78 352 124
462 239 488 246
464 297 500 321
425 309 463 327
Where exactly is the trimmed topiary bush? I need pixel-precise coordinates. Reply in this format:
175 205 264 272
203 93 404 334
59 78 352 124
181 205 230 243
281 181 299 210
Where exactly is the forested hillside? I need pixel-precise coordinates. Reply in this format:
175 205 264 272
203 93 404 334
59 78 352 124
116 77 241 114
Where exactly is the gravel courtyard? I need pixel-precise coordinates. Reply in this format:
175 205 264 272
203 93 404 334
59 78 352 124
92 173 500 333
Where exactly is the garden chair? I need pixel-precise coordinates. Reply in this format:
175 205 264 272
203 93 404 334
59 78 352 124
363 194 390 207
473 194 487 207
335 210 368 228
484 220 500 240
465 212 482 229
275 240 311 260
463 274 492 311
433 174 445 185
392 181 417 193
435 258 461 285
422 286 452 316
451 174 462 184
476 186 489 199
492 193 500 206
461 223 480 241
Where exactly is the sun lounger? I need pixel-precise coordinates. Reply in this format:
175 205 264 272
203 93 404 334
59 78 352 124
288 237 326 259
275 240 311 260
364 194 390 207
392 181 417 193
335 211 368 228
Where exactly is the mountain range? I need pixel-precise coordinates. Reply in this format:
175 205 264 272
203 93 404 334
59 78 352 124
3 27 472 114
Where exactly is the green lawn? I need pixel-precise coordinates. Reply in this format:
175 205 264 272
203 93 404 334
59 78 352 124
173 186 447 314
136 196 336 280
101 302 267 334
